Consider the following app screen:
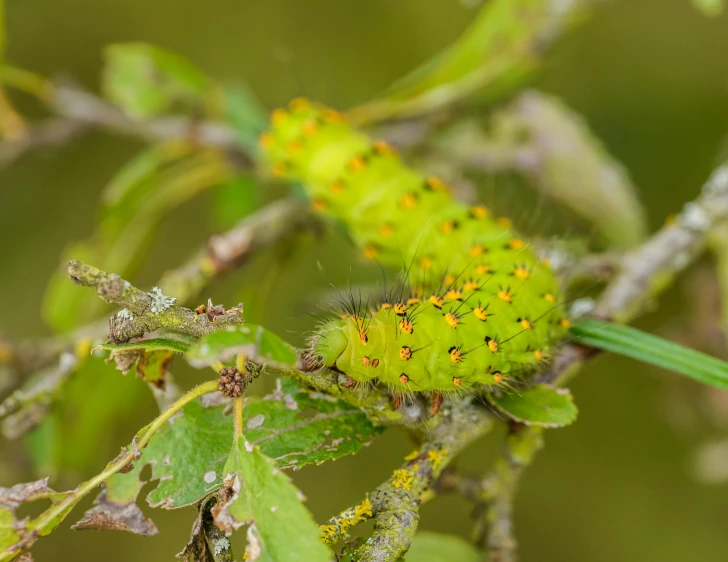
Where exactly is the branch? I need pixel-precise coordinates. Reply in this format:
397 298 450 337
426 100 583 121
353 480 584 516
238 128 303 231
66 260 243 343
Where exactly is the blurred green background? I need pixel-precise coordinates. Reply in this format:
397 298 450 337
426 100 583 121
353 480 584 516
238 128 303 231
2 0 728 560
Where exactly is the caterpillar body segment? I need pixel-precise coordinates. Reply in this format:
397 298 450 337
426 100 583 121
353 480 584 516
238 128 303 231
261 99 568 392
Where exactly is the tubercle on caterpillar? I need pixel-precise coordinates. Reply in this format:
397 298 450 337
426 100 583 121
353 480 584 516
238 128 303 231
260 98 569 393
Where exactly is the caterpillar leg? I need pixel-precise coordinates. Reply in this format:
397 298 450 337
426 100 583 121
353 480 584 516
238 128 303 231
430 392 444 417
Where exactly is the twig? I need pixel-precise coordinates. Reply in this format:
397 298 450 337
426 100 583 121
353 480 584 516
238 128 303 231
0 118 89 167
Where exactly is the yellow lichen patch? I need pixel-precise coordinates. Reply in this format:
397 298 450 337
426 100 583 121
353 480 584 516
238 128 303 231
470 205 489 219
449 347 462 363
355 498 373 520
399 319 414 334
469 244 485 257
392 468 414 490
508 238 526 250
473 306 489 321
429 295 444 308
404 450 420 461
400 346 412 360
444 313 459 328
320 524 338 544
427 449 448 470
497 289 512 303
445 289 462 302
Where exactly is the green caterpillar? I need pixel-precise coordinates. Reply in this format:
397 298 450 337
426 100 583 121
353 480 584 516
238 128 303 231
260 99 568 392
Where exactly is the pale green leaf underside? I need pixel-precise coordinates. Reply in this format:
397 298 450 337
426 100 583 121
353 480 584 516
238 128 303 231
404 531 481 562
488 385 577 428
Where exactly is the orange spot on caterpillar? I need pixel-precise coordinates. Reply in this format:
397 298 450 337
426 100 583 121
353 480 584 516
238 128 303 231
560 318 571 329
379 223 394 237
470 205 489 219
400 192 419 209
508 238 526 250
406 297 421 305
363 245 378 260
497 217 512 229
443 274 455 286
399 373 410 385
497 289 512 303
400 346 412 360
288 141 302 154
312 198 327 212
372 140 396 156
272 162 288 177
322 108 345 122
372 358 380 367
394 303 407 315
469 244 485 257
349 155 367 172
429 295 444 308
362 356 370 367
473 306 489 321
541 257 552 268
289 97 310 110
544 293 556 304
475 264 492 276
424 177 449 193
534 349 544 361
271 108 287 124
331 180 345 194
485 337 499 353
448 347 462 363
399 319 414 334
513 266 530 280
518 318 532 331
444 313 459 328
452 377 462 386
380 303 392 310
439 220 458 234
358 329 368 343
259 132 273 148
303 120 318 135
419 257 433 270
493 371 503 384
445 289 462 302
463 280 479 292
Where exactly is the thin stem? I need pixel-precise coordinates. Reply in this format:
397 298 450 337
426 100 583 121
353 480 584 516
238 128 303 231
233 397 244 438
0 64 54 100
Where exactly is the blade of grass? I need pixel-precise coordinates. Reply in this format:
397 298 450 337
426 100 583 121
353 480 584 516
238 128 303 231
570 318 728 390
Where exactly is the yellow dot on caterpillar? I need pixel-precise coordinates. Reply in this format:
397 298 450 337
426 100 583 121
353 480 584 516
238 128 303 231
560 318 571 329
493 372 503 384
322 108 345 122
544 293 556 304
372 140 395 155
486 337 499 353
271 108 287 124
424 177 449 193
443 274 455 286
358 329 368 343
362 356 371 367
303 120 318 135
380 303 392 310
400 192 418 209
312 199 327 212
470 205 489 219
519 318 532 331
474 307 489 321
399 319 414 334
406 297 421 305
272 162 288 177
363 245 378 260
497 217 512 229
444 313 459 328
331 180 345 194
429 295 444 308
400 346 412 360
452 377 462 387
514 267 530 279
288 141 302 154
534 349 544 361
541 257 552 268
259 132 273 148
509 238 526 250
439 220 457 234
399 373 409 385
394 303 407 315
419 257 433 270
289 97 309 110
349 156 367 172
463 280 479 292
445 289 462 301
372 358 380 367
475 264 492 276
379 224 394 237
449 347 462 363
497 290 512 303
469 244 485 257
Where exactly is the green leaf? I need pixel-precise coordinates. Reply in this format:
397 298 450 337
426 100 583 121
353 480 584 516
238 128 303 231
94 337 192 355
186 325 299 369
692 0 724 17
107 378 381 510
210 176 261 230
570 318 728 391
404 531 481 562
488 385 577 428
213 436 331 562
222 83 268 154
103 42 212 119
